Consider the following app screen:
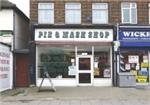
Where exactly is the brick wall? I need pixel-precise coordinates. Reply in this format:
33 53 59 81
30 0 149 25
137 1 149 24
30 0 38 23
55 1 65 24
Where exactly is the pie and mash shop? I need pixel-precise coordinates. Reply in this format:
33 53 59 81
35 29 113 42
34 28 113 87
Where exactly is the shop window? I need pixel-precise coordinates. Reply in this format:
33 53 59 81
65 3 81 24
94 46 111 78
121 2 137 24
38 3 54 24
119 50 149 83
37 46 75 78
92 3 108 24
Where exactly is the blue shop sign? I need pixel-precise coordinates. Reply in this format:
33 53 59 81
119 28 150 41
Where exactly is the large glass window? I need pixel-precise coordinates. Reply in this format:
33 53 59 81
94 46 111 78
37 45 111 79
121 3 137 24
37 45 75 78
119 50 149 83
38 3 54 24
92 3 108 24
65 3 81 24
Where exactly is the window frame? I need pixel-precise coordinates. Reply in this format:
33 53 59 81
121 2 137 24
65 3 81 24
92 3 108 24
38 3 54 24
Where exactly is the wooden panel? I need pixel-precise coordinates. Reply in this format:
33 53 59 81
16 54 29 87
79 73 91 83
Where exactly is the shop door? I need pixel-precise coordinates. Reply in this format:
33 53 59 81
76 55 93 86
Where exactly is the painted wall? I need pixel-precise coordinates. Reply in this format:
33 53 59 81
14 12 29 49
0 10 13 31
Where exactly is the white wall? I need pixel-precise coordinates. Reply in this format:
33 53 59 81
0 10 13 30
14 12 29 49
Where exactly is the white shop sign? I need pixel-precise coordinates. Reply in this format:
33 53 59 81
35 29 113 42
0 44 12 92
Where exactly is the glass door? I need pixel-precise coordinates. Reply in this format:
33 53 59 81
76 55 93 86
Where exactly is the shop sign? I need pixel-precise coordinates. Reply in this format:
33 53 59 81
0 44 12 92
35 29 113 42
119 28 150 41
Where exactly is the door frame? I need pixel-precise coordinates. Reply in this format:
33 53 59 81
76 55 93 86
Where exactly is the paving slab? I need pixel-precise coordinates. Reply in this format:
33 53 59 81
1 87 150 105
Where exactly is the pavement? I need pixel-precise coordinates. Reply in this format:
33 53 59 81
0 86 150 105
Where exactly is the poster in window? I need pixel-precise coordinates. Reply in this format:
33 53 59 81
68 65 76 76
143 56 148 63
128 55 139 63
94 62 98 68
141 68 148 76
125 63 131 70
137 76 148 83
131 63 136 69
136 64 140 70
141 63 148 68
103 69 111 77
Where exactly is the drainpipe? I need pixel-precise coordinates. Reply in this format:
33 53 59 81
113 23 119 87
12 10 16 88
116 23 119 87
29 23 36 86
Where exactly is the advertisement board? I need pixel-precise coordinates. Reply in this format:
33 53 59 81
0 43 12 92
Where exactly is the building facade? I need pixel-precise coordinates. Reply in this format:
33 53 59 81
117 26 150 85
115 2 150 86
30 0 150 87
0 0 30 89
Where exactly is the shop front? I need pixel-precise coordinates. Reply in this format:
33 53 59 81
118 26 150 85
34 26 114 86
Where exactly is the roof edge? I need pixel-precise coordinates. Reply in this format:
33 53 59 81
1 0 29 22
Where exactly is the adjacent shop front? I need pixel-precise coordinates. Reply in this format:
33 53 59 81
118 26 150 85
34 26 114 86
